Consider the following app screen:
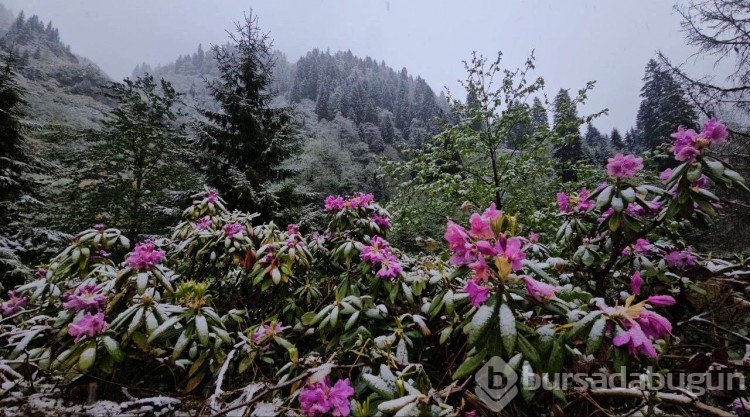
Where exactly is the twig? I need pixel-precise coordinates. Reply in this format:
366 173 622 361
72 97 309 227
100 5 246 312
584 388 733 417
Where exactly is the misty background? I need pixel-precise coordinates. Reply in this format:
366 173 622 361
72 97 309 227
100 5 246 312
0 0 722 133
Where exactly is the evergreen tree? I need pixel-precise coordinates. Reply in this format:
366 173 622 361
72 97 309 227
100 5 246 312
531 97 549 134
70 75 196 237
0 51 29 225
193 12 296 220
583 123 609 165
633 59 697 153
0 50 32 288
610 128 624 150
552 88 584 181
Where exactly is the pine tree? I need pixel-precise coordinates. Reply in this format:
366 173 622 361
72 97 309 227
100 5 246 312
531 97 549 134
610 128 624 150
552 88 584 181
583 123 609 164
70 75 196 237
0 50 29 225
633 59 697 153
0 50 32 289
193 12 296 219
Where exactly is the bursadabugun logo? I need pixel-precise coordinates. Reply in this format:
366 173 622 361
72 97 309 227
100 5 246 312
474 356 518 412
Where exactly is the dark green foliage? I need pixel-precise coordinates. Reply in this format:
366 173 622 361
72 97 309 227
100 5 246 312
0 49 33 289
633 59 697 154
582 123 611 165
193 12 296 220
63 75 197 238
552 88 585 181
610 128 624 150
0 49 28 221
289 49 445 144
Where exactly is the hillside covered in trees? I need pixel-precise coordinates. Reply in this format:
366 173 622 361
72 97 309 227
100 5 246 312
2 2 750 417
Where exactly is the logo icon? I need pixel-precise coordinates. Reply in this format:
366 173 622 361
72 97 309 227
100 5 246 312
474 356 518 411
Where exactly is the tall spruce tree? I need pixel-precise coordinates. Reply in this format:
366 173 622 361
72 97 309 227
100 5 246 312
0 50 29 226
610 128 624 150
552 88 584 181
0 50 32 289
633 59 697 153
68 75 195 237
194 12 296 219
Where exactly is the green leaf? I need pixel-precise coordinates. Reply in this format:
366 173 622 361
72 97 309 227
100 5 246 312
195 314 209 346
468 303 495 347
547 340 565 374
498 302 517 354
517 335 541 370
566 311 603 341
585 317 607 355
452 349 487 381
102 336 124 363
78 341 97 372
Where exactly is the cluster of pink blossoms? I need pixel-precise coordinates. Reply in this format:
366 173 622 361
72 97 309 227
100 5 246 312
664 249 697 269
1 291 28 316
222 223 245 238
606 153 644 179
205 189 219 204
360 236 402 279
62 283 106 313
253 321 283 348
597 273 675 358
372 213 391 230
445 204 532 306
556 188 595 213
298 376 354 417
324 193 374 211
671 119 728 162
68 312 107 342
126 242 166 271
195 216 212 231
63 282 108 341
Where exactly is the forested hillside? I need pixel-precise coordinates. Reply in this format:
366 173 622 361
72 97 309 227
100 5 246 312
3 4 750 416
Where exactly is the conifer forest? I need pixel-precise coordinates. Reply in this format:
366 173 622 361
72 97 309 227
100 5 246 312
2 2 750 416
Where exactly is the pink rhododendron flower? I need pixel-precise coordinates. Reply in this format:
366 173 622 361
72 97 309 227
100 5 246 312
556 192 569 213
63 283 106 313
195 216 212 231
469 213 494 240
94 224 106 232
670 125 721 162
287 223 300 234
68 312 107 341
372 213 391 230
636 310 673 339
468 256 490 282
349 192 374 209
528 232 539 243
298 377 354 417
465 280 490 307
205 189 219 203
613 322 658 358
577 188 595 211
126 242 165 271
494 237 525 271
222 223 244 238
701 118 728 143
607 153 644 178
664 250 697 269
445 221 474 266
360 236 390 264
375 255 402 280
630 271 643 295
522 276 558 302
482 202 503 221
324 195 345 211
1 291 28 316
691 174 708 189
253 322 283 345
646 295 676 306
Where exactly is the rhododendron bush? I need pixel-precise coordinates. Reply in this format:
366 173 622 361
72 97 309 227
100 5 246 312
2 122 750 416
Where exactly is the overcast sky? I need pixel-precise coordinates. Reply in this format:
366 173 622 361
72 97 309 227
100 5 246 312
1 0 718 133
